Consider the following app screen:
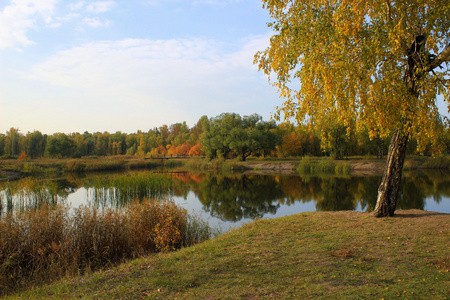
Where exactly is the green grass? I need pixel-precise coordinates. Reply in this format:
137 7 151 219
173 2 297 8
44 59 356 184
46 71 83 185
7 210 449 299
182 158 249 173
297 156 352 175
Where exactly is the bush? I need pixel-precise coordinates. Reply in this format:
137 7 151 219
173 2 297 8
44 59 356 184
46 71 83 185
297 156 312 174
17 152 28 160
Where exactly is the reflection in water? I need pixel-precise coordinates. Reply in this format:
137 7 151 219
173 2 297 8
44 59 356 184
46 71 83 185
193 174 282 221
1 171 449 224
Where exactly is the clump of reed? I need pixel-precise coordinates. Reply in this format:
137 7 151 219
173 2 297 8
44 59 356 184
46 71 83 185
66 158 125 172
0 200 215 295
183 158 245 173
421 156 450 170
67 158 171 173
297 156 351 175
22 162 44 174
183 158 213 171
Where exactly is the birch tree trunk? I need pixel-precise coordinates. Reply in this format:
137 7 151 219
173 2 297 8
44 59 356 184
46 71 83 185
373 129 409 217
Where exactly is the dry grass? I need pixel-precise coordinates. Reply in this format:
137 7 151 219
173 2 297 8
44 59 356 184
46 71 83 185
0 200 214 296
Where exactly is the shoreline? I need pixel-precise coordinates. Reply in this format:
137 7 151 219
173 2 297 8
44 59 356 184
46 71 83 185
0 156 448 181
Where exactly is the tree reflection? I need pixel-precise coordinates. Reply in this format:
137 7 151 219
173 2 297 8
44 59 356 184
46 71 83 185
316 178 357 211
1 170 449 220
193 174 282 222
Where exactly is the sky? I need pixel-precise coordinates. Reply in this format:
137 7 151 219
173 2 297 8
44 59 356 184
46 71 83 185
1 1 448 135
0 0 281 134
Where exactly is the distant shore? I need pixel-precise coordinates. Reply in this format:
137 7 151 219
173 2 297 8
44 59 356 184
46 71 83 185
0 155 449 181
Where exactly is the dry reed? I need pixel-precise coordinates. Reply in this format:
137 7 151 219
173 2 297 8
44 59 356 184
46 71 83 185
0 199 213 295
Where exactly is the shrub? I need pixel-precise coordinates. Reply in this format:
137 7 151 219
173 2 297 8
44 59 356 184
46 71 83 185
297 156 312 174
17 152 28 160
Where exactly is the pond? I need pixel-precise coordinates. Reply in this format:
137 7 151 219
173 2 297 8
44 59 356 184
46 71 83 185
1 170 449 232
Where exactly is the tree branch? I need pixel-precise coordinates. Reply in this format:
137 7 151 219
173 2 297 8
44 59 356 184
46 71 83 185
428 43 450 71
385 0 392 20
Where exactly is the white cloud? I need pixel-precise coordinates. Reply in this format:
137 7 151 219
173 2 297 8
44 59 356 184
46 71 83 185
24 35 275 129
0 0 59 49
86 1 116 13
82 17 110 27
69 1 85 11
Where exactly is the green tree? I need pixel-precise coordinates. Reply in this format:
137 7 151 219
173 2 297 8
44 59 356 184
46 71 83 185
93 132 110 156
321 122 351 159
200 113 237 159
255 0 450 217
255 119 281 157
25 131 46 158
45 133 76 158
188 116 207 146
200 113 280 161
0 134 5 156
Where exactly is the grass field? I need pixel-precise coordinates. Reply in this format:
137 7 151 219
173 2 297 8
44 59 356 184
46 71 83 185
7 209 449 299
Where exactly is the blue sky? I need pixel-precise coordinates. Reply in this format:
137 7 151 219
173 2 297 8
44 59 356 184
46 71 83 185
0 0 279 134
1 1 448 135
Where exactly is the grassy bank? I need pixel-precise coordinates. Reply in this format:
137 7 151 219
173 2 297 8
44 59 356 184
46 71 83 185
8 210 449 299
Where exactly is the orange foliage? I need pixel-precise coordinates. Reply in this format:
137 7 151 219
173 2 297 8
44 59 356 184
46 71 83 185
167 144 177 156
178 143 191 156
156 145 167 155
188 143 203 157
18 151 28 160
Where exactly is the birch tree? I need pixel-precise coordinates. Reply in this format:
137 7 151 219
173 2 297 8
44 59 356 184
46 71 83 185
255 0 450 216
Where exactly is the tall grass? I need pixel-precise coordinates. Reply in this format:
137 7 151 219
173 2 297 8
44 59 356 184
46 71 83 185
297 156 351 175
0 200 215 295
421 156 450 170
66 158 166 172
183 158 246 173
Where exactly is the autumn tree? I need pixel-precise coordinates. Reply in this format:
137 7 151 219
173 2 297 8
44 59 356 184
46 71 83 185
280 132 303 157
255 0 450 217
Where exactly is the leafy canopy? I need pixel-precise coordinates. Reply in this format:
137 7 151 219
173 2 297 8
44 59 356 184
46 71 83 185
255 0 450 151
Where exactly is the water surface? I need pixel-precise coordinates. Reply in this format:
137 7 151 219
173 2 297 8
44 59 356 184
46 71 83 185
1 171 449 231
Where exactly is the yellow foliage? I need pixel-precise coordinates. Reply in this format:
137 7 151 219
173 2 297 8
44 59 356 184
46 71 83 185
255 0 450 149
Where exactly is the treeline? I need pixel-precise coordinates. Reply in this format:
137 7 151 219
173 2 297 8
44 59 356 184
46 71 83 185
1 113 450 161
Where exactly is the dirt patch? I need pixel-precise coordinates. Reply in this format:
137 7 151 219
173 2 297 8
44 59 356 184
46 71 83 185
347 160 385 176
243 162 298 175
